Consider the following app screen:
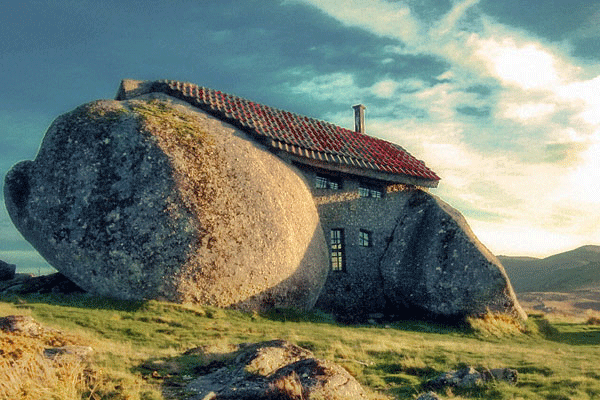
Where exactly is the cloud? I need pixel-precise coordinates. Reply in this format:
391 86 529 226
289 72 361 103
298 0 423 44
501 102 556 122
371 80 399 98
289 0 600 256
474 38 561 90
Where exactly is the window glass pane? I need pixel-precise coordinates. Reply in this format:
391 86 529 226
316 175 341 190
330 229 345 271
359 184 383 198
316 176 328 189
371 189 382 198
359 230 371 247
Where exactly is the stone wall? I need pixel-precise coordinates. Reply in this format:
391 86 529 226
295 166 525 321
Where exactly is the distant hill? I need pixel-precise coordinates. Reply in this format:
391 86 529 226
499 245 600 293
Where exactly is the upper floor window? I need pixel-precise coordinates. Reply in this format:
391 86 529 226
359 184 383 198
316 174 342 190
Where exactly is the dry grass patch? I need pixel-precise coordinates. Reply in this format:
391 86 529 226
0 325 98 400
466 312 527 338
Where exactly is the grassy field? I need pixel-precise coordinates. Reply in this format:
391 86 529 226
2 294 600 400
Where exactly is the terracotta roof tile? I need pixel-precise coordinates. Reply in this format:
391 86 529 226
133 80 440 184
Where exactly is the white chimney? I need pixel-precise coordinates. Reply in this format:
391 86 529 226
353 104 366 134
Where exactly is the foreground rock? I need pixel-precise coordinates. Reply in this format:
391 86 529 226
0 260 16 281
185 340 369 400
4 95 328 310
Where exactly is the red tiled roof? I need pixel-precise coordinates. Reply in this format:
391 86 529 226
123 80 440 185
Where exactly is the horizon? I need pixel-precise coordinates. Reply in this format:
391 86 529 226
1 0 599 271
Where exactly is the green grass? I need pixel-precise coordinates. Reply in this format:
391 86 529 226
2 294 600 399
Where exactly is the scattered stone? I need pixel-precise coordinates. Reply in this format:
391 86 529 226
0 260 16 281
186 340 369 400
425 366 518 390
4 95 328 311
44 345 94 361
416 392 442 400
0 315 48 336
482 367 519 385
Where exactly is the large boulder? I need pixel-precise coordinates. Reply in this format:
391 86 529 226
4 94 328 310
379 190 526 320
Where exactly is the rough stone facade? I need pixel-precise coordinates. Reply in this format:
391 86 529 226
296 167 525 321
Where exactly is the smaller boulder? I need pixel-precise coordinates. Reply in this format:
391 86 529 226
425 366 518 390
0 260 16 281
44 345 94 361
0 273 85 295
416 392 442 400
482 368 518 385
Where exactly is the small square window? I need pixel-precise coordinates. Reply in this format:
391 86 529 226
359 184 383 198
359 229 372 247
315 175 328 189
316 174 342 190
358 186 370 197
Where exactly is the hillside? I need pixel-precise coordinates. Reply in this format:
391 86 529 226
499 245 600 293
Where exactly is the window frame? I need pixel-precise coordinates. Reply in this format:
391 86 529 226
316 174 343 190
358 229 372 247
330 228 346 272
358 183 383 198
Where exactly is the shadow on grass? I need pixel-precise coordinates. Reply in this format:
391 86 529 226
529 314 600 346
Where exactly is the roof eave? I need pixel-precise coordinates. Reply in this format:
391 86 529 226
274 150 439 188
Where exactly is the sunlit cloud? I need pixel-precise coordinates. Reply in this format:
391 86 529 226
298 0 422 44
371 80 399 98
502 102 556 122
474 38 561 90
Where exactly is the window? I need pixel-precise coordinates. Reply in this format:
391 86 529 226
359 229 372 247
316 174 342 190
330 229 345 271
359 184 383 198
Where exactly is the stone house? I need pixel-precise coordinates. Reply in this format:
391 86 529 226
116 80 519 320
117 79 441 317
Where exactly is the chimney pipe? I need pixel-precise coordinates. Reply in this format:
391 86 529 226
353 104 366 134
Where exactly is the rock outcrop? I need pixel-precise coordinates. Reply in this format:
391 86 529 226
185 340 369 400
379 190 526 320
4 95 329 310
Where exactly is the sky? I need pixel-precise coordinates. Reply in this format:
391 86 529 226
1 0 599 273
